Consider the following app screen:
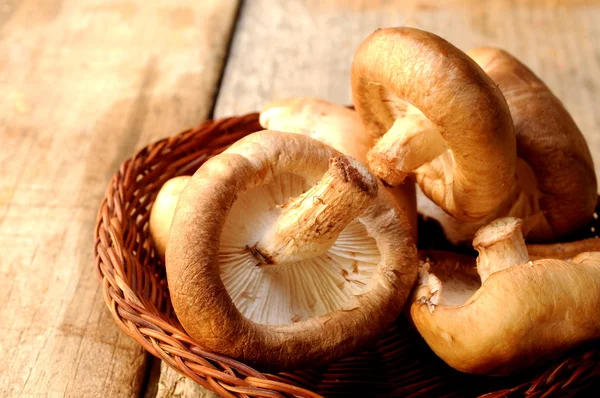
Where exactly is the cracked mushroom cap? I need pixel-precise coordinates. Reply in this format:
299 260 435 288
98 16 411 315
166 130 417 369
351 27 516 221
411 218 600 375
259 96 417 238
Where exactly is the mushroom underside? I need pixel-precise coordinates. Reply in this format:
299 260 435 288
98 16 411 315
220 172 380 326
415 253 480 308
416 157 542 244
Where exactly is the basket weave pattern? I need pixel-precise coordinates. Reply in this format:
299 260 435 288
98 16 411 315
94 114 600 397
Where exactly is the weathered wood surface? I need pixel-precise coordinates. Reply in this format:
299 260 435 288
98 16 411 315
216 0 600 179
0 0 238 397
144 361 220 398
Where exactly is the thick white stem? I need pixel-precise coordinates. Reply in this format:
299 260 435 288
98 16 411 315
473 217 530 283
250 156 378 265
367 114 446 186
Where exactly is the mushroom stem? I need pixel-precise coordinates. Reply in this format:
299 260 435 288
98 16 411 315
473 217 529 283
251 155 378 265
368 115 446 186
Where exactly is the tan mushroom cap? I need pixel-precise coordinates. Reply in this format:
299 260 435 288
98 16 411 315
259 97 372 164
167 131 417 369
259 97 417 238
411 218 600 375
351 27 516 221
149 176 189 259
469 47 597 241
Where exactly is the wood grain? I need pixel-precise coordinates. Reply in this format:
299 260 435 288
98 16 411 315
0 0 239 396
215 0 600 180
144 361 220 398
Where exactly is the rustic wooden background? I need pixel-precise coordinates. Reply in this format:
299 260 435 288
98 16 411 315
1 0 599 397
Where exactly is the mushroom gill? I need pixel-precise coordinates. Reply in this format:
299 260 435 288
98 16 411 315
163 131 417 369
219 173 380 325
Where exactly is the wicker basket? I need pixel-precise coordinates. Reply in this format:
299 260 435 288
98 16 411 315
94 113 600 397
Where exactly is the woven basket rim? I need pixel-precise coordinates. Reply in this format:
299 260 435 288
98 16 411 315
94 113 600 398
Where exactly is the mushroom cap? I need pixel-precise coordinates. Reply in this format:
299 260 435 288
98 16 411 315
259 97 373 164
468 47 597 241
167 130 417 369
352 27 516 221
259 97 418 238
149 176 190 259
411 250 600 375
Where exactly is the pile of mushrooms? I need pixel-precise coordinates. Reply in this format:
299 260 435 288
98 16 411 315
354 29 597 244
150 26 600 374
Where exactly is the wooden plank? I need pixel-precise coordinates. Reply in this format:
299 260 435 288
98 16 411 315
0 0 239 397
214 0 600 179
144 361 220 398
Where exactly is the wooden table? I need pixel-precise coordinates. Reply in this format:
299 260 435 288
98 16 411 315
1 1 599 396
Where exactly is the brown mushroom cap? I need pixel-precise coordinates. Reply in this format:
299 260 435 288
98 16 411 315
396 45 598 243
166 131 417 369
351 27 516 221
411 219 600 375
259 97 418 238
468 47 597 241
